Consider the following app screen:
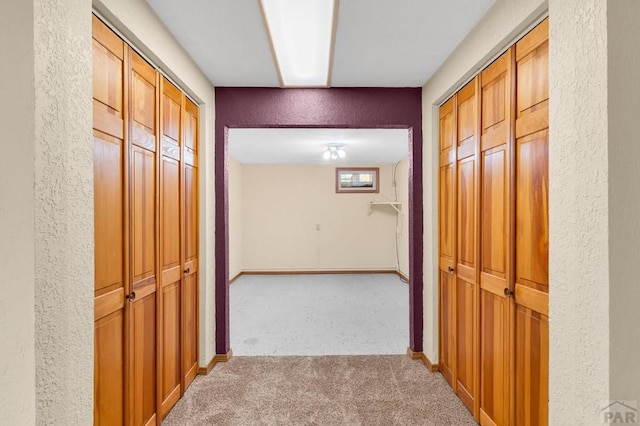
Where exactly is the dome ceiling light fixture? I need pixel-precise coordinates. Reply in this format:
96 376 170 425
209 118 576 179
323 143 346 160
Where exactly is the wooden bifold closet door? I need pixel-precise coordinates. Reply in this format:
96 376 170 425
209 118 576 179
438 77 480 416
438 18 549 426
92 14 127 426
92 15 199 426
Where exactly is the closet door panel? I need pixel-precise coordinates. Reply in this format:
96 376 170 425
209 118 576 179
454 78 479 415
479 48 513 426
93 15 126 426
158 78 182 417
514 19 549 426
182 99 199 390
129 50 158 426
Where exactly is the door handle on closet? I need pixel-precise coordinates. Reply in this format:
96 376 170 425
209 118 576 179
125 291 136 302
503 288 514 298
184 268 190 275
447 266 455 274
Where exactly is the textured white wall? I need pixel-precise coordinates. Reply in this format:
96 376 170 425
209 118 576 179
0 1 36 424
33 0 94 423
94 0 217 367
608 0 640 407
229 157 244 279
548 0 610 423
421 0 547 364
241 164 398 271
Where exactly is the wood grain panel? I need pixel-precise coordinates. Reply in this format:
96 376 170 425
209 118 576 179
515 307 548 426
457 85 476 147
131 293 157 426
516 130 549 291
456 278 476 413
92 40 122 113
94 310 125 426
440 165 455 265
95 288 125 321
184 165 198 263
132 146 156 284
182 271 199 390
94 132 124 295
480 290 510 426
457 157 475 269
159 281 181 416
162 158 180 270
94 106 124 140
516 45 548 117
440 97 455 153
515 104 548 140
515 284 548 317
131 73 155 132
162 79 182 144
183 99 198 154
439 270 456 388
482 76 506 132
481 147 508 278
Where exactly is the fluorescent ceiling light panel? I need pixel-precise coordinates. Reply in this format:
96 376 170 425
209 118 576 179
261 0 335 86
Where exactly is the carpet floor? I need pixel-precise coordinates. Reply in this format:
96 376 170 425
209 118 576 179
162 355 477 426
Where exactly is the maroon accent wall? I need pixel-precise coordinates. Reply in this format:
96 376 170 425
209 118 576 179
215 87 423 354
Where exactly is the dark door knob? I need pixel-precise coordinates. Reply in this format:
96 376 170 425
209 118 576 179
125 291 136 302
184 268 190 274
503 288 514 298
447 266 454 273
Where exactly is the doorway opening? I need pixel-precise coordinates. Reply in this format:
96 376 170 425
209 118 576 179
214 87 423 357
227 128 410 355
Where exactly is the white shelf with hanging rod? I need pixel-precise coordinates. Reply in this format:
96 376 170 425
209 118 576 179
368 201 403 215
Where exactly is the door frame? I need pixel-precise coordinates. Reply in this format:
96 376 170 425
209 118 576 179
214 87 424 355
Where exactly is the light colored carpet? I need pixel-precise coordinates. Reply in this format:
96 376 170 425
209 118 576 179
162 355 477 426
230 274 408 355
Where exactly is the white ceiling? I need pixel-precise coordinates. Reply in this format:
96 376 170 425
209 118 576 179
228 128 409 164
146 0 495 87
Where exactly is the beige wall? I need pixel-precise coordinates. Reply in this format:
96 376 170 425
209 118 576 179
395 158 410 278
94 0 217 367
607 0 640 407
0 1 37 423
238 163 403 272
229 157 244 278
